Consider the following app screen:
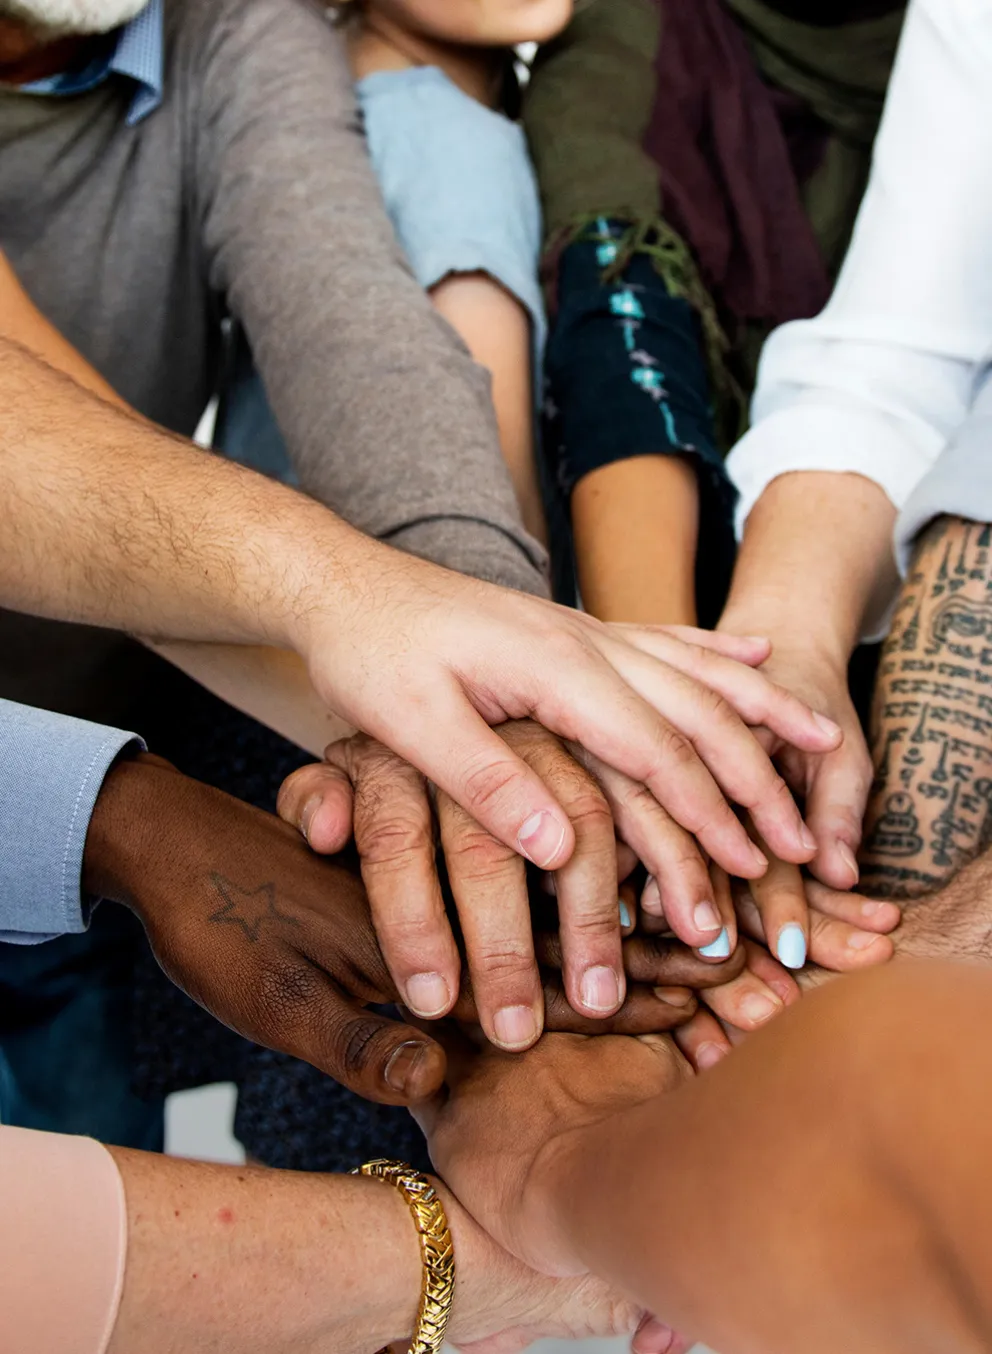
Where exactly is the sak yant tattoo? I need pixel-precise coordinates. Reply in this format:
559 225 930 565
861 518 992 898
208 872 302 942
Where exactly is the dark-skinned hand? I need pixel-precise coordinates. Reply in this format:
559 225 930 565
84 753 741 1105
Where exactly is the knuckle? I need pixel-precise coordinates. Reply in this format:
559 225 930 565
256 956 324 1024
653 722 699 771
473 942 534 980
459 755 523 818
339 1016 388 1077
564 788 614 840
356 813 434 870
445 824 519 880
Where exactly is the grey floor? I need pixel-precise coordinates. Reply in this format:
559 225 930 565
165 1083 714 1354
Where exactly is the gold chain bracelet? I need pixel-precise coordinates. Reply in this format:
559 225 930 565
353 1158 455 1354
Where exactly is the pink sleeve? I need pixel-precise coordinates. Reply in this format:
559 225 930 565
0 1126 127 1354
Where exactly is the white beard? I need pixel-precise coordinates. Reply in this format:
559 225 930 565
0 0 150 38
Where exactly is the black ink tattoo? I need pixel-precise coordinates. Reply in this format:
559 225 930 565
208 873 302 942
862 517 992 898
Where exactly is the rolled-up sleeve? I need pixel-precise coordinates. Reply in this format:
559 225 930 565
728 0 992 541
0 699 143 944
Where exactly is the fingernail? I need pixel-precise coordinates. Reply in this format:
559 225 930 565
749 843 769 872
517 811 567 869
300 793 323 845
799 823 818 852
813 712 842 740
698 927 731 959
839 841 860 884
847 930 883 951
580 965 622 1013
384 1041 429 1096
740 991 782 1024
653 986 693 1007
404 972 451 1018
776 923 807 970
861 900 886 918
618 899 632 929
693 900 721 933
695 1041 728 1070
493 1004 539 1049
642 876 663 915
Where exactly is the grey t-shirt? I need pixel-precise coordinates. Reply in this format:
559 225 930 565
0 0 546 720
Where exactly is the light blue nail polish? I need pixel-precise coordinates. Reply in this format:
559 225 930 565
776 923 807 970
699 928 731 960
618 900 632 929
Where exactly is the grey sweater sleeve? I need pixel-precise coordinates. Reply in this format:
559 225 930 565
0 699 143 944
190 0 548 598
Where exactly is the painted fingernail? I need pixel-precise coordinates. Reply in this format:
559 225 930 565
740 991 781 1025
847 930 884 951
642 876 663 914
839 841 860 883
698 927 731 959
693 900 721 932
405 972 451 1018
517 811 568 869
493 1004 539 1049
799 823 818 852
580 965 622 1013
695 1041 728 1070
653 987 693 1007
619 899 632 929
300 793 323 845
384 1041 430 1095
776 923 807 970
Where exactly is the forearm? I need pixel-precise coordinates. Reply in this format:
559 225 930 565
720 472 897 659
0 337 360 654
546 964 992 1354
861 516 992 898
144 641 353 756
106 1150 422 1354
571 456 698 625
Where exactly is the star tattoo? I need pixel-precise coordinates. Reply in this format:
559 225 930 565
207 873 302 943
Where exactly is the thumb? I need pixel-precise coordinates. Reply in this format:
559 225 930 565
276 760 354 854
305 987 447 1105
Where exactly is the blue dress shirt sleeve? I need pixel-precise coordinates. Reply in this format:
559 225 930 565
0 699 144 945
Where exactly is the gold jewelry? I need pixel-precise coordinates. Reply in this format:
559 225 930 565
353 1158 455 1354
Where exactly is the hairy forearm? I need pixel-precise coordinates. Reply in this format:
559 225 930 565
0 337 362 654
105 1150 423 1354
861 516 992 898
721 472 897 658
547 964 992 1354
571 456 698 626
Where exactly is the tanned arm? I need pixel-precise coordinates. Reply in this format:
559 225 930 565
0 252 347 753
860 515 992 897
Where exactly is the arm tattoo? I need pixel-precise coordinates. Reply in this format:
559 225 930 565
207 872 302 942
861 518 992 899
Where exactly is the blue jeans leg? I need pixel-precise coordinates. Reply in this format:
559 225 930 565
0 903 164 1149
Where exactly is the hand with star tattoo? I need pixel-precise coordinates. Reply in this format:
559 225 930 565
81 751 743 1106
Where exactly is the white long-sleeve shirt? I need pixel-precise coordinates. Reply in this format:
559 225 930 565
727 0 992 628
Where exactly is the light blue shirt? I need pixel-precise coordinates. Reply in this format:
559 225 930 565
19 0 163 127
357 66 547 362
0 700 143 945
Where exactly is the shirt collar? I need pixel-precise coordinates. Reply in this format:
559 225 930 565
18 0 163 127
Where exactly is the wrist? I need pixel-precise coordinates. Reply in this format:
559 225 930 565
718 596 852 673
81 752 177 907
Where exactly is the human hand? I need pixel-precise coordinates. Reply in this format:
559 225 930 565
415 1031 692 1278
293 543 839 886
440 1180 686 1354
278 725 744 1047
716 614 871 890
83 752 450 1105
